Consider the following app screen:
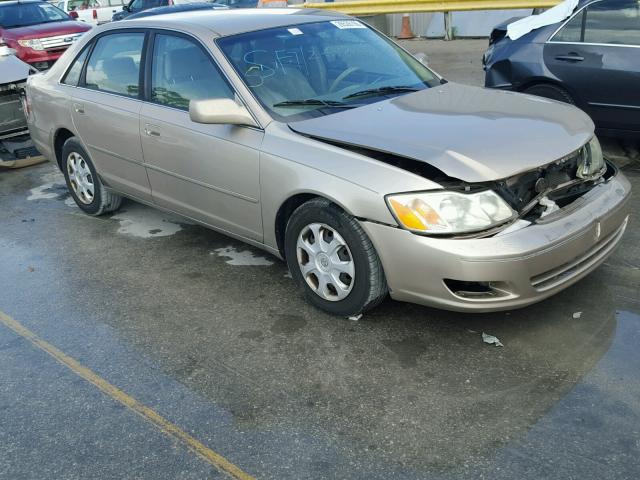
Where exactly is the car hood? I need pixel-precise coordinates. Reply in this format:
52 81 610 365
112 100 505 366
289 83 594 183
1 21 91 40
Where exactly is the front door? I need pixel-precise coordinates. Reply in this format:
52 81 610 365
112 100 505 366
72 30 152 202
139 32 263 240
545 0 640 132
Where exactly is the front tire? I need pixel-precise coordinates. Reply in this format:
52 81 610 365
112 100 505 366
284 198 388 316
61 137 122 216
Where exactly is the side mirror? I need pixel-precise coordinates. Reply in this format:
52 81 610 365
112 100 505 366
122 4 130 11
189 98 258 127
413 52 429 66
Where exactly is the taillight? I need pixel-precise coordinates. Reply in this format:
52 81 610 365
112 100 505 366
69 11 78 19
93 9 97 19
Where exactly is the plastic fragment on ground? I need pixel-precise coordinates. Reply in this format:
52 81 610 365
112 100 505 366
482 332 504 347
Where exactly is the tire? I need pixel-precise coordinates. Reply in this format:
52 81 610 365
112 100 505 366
522 83 575 105
61 137 122 216
284 198 388 316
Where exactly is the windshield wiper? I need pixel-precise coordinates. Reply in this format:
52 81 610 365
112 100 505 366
343 85 422 100
272 99 354 108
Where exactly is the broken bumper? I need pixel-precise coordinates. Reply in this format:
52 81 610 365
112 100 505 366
361 172 631 312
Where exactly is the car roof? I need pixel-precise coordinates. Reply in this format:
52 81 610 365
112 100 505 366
121 8 348 37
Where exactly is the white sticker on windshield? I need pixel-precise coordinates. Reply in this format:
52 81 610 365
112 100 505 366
330 20 366 29
288 28 303 35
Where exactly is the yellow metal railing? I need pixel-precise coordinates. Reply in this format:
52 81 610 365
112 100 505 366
302 0 561 15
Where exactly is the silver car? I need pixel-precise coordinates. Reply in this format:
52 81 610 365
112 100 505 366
25 9 631 316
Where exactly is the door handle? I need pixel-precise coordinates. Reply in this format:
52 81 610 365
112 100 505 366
73 102 85 114
144 124 161 137
555 54 584 62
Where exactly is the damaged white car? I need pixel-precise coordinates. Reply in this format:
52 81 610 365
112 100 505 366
0 49 41 167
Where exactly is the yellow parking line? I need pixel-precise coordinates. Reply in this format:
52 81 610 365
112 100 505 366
0 310 255 480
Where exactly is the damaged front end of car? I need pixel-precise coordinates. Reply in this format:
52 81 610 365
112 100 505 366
426 136 611 239
321 134 611 240
489 136 609 231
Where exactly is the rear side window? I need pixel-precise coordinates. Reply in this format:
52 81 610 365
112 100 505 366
584 0 640 45
84 32 145 97
150 34 233 110
552 0 640 45
62 47 89 86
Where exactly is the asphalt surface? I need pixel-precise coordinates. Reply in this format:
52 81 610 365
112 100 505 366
1 40 639 480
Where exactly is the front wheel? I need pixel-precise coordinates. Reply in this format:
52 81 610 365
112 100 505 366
284 198 388 316
62 137 122 216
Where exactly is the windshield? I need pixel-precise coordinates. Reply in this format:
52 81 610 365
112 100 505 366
217 20 440 122
0 2 70 29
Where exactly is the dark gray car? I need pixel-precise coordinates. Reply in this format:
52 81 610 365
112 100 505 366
483 0 640 137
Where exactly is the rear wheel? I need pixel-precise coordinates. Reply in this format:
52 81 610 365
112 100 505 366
62 137 122 216
522 83 575 105
284 198 388 316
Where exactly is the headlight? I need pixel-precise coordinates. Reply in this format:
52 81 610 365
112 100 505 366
387 190 515 235
17 39 45 51
577 136 605 179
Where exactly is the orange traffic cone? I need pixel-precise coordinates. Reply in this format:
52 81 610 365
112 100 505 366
397 13 415 40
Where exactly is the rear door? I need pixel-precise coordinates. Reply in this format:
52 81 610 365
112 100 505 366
139 31 263 240
71 30 152 201
545 0 640 132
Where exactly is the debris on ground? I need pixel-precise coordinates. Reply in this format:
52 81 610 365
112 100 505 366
482 332 504 347
27 266 34 272
573 311 582 319
348 314 362 321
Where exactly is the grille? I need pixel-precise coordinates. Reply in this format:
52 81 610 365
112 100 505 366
530 218 627 291
39 33 84 51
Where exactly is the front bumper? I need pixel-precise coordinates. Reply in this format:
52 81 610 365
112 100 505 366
361 173 631 312
11 44 68 70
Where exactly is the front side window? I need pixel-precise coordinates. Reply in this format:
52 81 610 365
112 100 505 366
62 46 89 86
584 0 640 45
0 2 70 29
150 34 234 110
217 20 439 122
84 32 144 97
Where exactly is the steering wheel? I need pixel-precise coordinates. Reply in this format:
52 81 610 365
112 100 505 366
329 66 361 94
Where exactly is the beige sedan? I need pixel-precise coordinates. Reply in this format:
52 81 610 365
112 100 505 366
25 9 630 315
